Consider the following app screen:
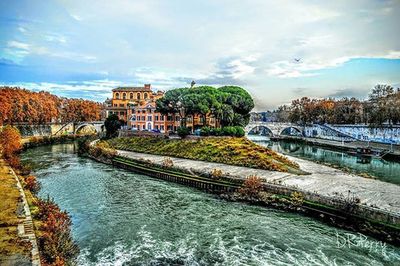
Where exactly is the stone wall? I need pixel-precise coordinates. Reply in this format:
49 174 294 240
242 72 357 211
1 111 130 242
2 123 75 137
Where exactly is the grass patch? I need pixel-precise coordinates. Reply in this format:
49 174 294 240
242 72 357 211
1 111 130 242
107 137 305 174
0 160 31 259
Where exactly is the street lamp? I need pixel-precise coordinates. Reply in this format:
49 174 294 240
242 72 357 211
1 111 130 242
176 100 186 127
210 107 215 127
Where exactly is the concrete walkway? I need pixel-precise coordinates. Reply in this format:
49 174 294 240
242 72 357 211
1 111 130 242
117 150 400 215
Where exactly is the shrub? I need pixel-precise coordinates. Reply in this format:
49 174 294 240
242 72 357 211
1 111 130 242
0 125 21 160
239 175 263 198
212 128 223 136
210 168 223 179
88 141 117 160
162 157 174 168
177 126 190 138
24 175 41 194
234 126 245 137
290 191 304 206
200 126 211 136
36 198 79 265
222 126 237 136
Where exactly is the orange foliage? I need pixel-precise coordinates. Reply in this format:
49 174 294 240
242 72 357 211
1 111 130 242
24 175 41 193
239 175 263 198
0 87 103 125
36 198 79 265
0 125 22 168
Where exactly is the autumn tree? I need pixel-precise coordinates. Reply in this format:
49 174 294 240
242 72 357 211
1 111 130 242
0 125 22 168
0 87 103 125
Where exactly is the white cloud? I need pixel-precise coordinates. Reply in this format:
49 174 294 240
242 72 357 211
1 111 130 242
70 14 82 21
45 34 67 43
8 40 30 50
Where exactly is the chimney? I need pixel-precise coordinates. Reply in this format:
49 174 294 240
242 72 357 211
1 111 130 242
144 84 151 90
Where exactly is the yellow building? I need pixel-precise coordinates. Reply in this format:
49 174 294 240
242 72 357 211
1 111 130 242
105 84 219 133
105 84 164 123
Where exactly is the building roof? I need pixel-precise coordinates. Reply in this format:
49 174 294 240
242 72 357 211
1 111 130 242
112 86 152 92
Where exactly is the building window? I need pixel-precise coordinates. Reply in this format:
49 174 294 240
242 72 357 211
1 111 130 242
167 116 172 121
120 111 125 115
137 93 141 100
137 116 140 121
113 104 117 107
175 116 180 121
147 123 152 130
142 110 146 113
123 93 126 100
147 116 152 121
144 93 148 99
160 116 164 121
155 116 159 121
131 115 136 121
142 116 145 121
155 125 159 130
142 125 145 130
119 104 124 107
130 93 133 99
167 125 172 130
115 92 120 99
161 125 164 131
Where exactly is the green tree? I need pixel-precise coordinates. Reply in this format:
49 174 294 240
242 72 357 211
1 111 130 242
156 85 254 128
104 114 123 138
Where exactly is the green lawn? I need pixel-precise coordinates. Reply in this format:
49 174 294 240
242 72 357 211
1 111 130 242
106 137 305 174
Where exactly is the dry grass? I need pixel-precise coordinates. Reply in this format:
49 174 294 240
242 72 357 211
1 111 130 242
0 160 31 258
107 137 306 174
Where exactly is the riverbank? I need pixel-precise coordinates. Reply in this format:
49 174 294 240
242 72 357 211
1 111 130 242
86 138 400 245
1 127 80 265
0 160 31 265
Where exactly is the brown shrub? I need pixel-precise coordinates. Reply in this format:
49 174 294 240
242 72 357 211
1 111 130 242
210 168 223 179
24 175 41 194
0 125 21 157
290 191 304 206
162 157 174 168
36 198 79 265
239 175 263 198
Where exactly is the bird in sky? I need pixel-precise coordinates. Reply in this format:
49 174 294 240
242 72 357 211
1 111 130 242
294 58 301 63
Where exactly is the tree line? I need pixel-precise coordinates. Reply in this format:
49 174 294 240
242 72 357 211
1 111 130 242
0 87 103 125
156 85 254 127
271 84 400 126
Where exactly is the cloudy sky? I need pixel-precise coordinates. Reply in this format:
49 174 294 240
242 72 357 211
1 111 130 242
1 0 399 110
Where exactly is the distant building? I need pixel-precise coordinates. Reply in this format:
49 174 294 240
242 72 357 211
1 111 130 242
250 111 278 122
105 84 218 133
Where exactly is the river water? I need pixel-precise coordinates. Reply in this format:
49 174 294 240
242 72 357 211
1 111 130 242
248 136 400 185
21 143 400 265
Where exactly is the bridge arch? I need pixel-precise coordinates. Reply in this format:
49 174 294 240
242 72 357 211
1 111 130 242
75 124 98 134
247 125 274 136
280 126 303 136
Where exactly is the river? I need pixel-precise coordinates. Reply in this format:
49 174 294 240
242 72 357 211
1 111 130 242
248 136 400 185
21 143 400 265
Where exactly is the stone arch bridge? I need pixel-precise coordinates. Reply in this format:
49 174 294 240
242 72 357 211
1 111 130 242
245 122 304 137
53 121 105 135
